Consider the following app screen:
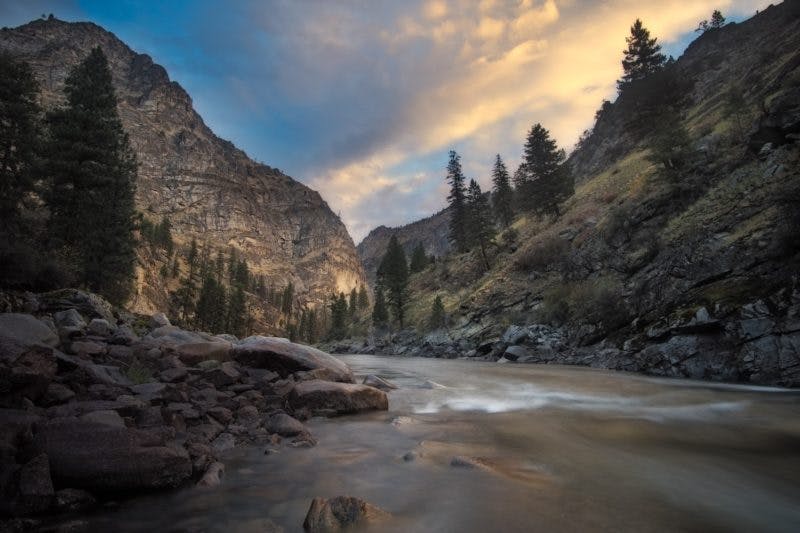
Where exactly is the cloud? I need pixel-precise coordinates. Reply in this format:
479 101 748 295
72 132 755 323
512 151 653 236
1 0 775 243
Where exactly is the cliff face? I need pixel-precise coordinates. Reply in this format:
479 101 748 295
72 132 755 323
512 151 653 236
357 208 451 286
0 18 367 316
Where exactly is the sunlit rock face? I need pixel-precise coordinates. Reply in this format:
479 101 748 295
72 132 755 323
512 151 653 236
0 18 367 315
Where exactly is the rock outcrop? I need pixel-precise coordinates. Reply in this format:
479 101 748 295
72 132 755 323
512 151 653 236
0 289 389 520
0 18 367 317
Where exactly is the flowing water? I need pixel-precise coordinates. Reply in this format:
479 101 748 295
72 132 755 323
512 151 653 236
86 356 800 532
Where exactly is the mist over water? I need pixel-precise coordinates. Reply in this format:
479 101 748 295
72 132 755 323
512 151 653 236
86 356 800 532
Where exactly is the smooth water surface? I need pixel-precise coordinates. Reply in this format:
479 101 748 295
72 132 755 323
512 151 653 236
87 356 800 532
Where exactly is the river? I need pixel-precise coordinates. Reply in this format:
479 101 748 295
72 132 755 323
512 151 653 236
85 355 800 532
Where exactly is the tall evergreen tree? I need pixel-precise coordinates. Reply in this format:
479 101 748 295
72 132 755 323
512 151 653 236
618 19 666 90
46 47 138 304
348 287 357 317
409 242 428 273
0 54 40 231
328 292 348 340
357 285 369 310
491 154 514 228
226 286 247 337
377 235 409 328
466 179 495 271
710 10 726 28
429 295 446 330
516 124 572 215
445 150 469 252
281 282 294 315
372 286 389 327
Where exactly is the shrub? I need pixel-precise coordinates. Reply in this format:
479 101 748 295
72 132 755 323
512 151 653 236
537 279 629 331
514 236 569 272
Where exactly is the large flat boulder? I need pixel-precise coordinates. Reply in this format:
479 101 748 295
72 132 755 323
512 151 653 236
0 314 59 361
234 337 354 383
35 418 191 492
289 380 388 416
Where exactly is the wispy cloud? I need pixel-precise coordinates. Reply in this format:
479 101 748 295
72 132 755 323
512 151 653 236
1 0 774 242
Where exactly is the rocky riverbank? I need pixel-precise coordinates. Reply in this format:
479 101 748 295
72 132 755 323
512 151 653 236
323 278 800 387
0 289 388 530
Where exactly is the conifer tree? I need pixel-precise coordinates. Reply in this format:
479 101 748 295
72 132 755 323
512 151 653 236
226 286 247 337
516 124 572 215
618 19 666 90
215 251 225 283
372 286 389 327
466 179 495 270
328 292 348 340
445 150 469 252
195 275 226 332
377 235 409 328
349 287 357 317
710 10 725 28
491 154 514 228
357 285 369 310
429 295 446 330
46 47 138 304
281 282 294 315
409 242 428 273
0 54 40 231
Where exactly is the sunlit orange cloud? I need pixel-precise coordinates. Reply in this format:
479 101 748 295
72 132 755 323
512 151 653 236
308 0 773 241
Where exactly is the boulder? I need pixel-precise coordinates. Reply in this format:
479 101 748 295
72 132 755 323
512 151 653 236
303 496 390 532
149 312 171 329
56 353 133 387
52 309 86 330
501 325 528 345
204 362 241 388
234 337 354 383
38 289 115 323
211 432 235 454
361 375 398 391
158 367 188 383
80 410 125 428
87 319 113 337
16 453 55 515
36 417 191 492
0 314 60 360
196 462 225 488
265 412 307 437
173 341 232 365
289 380 388 417
503 345 534 361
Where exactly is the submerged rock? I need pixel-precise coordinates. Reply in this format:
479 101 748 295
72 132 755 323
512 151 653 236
362 374 398 391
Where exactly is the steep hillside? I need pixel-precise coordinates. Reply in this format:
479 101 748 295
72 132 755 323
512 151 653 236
0 18 367 320
345 2 800 386
357 208 451 285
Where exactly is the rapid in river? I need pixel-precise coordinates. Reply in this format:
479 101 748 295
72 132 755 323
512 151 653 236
85 355 800 532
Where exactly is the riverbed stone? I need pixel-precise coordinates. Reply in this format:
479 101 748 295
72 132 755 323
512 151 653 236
174 341 232 365
265 412 307 437
289 380 388 416
362 375 398 391
36 418 191 492
17 454 54 515
234 337 354 383
303 496 390 532
54 488 96 513
211 432 235 454
0 313 60 360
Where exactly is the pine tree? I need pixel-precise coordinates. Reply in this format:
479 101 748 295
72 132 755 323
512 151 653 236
357 285 369 310
226 286 247 337
46 47 138 304
516 124 572 215
187 239 199 279
491 154 514 228
349 287 357 317
328 292 348 340
0 54 40 231
445 150 469 252
409 242 428 273
215 251 225 284
281 282 294 315
466 179 495 270
710 10 725 28
429 295 446 330
377 235 409 328
372 286 389 327
618 19 666 90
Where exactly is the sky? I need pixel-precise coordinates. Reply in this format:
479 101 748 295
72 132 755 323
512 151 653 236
0 0 774 242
